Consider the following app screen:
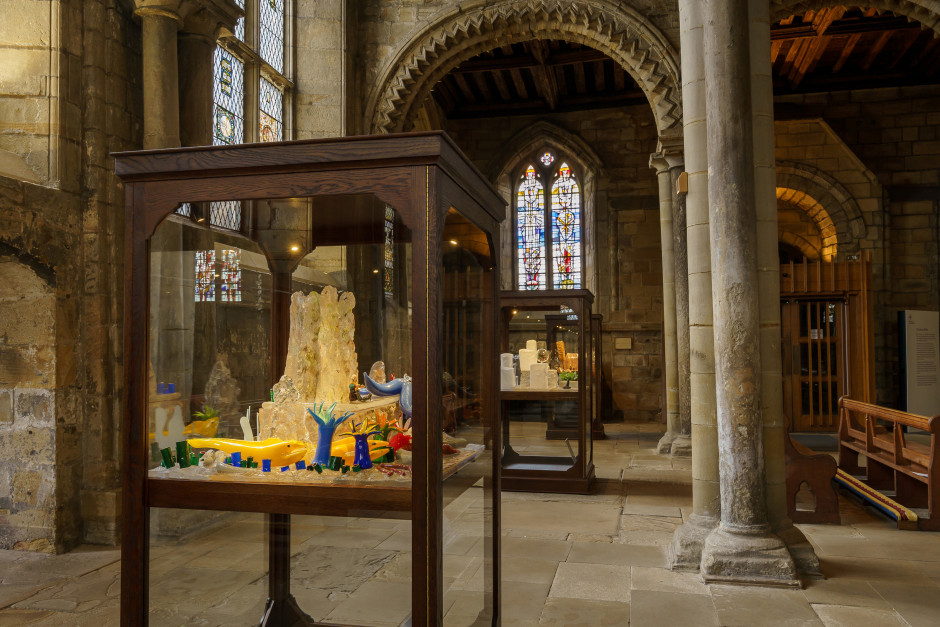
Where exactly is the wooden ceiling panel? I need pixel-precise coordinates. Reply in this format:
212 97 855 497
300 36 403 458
429 12 938 120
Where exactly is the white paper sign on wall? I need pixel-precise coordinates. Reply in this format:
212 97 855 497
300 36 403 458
900 310 940 416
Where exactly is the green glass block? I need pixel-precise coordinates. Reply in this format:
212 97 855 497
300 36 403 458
160 448 174 469
176 441 190 468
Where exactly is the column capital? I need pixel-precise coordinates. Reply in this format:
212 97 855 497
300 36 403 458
649 151 684 174
181 0 244 41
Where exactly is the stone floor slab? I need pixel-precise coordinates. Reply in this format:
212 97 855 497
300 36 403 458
630 565 709 595
567 541 665 568
812 604 907 627
548 562 631 602
630 589 718 626
537 597 630 626
710 584 823 626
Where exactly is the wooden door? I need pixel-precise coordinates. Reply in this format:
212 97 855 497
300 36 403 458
782 299 848 431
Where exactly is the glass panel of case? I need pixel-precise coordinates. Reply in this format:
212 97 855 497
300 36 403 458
502 306 581 470
441 210 495 624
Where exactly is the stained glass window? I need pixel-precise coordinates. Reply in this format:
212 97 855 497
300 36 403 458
259 77 283 142
551 163 582 289
177 203 192 217
259 0 285 73
195 250 216 302
213 46 244 146
233 0 244 39
384 205 395 298
516 165 546 290
515 154 582 290
220 249 242 302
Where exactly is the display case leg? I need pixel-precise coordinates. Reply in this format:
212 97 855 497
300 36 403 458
260 513 314 626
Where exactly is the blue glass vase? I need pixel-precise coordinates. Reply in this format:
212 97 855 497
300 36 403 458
313 425 336 467
352 434 373 470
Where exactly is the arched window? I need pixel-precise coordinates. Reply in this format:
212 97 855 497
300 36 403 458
515 151 583 290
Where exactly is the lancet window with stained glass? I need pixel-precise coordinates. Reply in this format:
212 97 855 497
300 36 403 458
195 250 216 302
551 163 582 288
515 152 582 290
259 0 285 73
516 165 546 289
220 249 242 302
213 46 244 146
384 205 395 298
259 77 283 142
233 0 244 39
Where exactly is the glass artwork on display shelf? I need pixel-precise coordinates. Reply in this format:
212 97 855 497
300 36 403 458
116 132 504 625
499 289 595 494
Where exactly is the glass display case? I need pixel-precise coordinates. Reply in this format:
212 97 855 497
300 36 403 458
498 290 595 494
114 133 504 626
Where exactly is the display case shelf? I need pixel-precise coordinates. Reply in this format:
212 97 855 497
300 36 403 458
114 132 504 626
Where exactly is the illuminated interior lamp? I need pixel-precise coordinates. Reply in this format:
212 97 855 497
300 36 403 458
290 245 300 252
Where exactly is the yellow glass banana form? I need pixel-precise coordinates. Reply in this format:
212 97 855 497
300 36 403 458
187 437 307 466
182 417 219 437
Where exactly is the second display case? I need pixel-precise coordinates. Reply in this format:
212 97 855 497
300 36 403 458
498 290 595 494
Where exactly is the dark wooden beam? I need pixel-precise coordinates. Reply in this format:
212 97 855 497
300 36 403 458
493 70 512 101
529 40 559 110
889 29 925 70
860 30 894 71
452 48 610 74
443 90 648 120
771 15 921 41
832 33 861 73
594 60 606 92
452 72 477 103
508 68 529 100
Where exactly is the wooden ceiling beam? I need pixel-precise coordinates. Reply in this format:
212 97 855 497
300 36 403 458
889 29 925 70
452 72 477 103
860 30 894 71
472 72 494 102
771 15 920 41
508 68 529 100
594 60 606 92
832 33 861 73
529 40 560 110
452 48 610 74
493 70 512 101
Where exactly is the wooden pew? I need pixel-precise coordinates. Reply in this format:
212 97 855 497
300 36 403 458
837 397 940 530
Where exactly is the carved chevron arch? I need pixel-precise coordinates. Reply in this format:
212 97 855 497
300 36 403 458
366 0 682 136
770 0 940 35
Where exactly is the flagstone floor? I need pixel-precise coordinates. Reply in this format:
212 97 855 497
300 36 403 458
2 421 940 626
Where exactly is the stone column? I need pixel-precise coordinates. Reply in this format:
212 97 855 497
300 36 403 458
668 0 720 570
698 0 798 586
651 152 680 456
178 21 217 146
748 0 820 576
135 5 183 149
670 159 692 458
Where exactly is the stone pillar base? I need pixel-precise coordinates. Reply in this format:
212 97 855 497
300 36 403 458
776 522 821 577
701 524 801 588
670 434 692 458
667 513 717 571
657 431 677 454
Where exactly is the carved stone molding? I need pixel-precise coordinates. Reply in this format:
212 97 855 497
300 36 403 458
367 0 683 137
770 0 940 35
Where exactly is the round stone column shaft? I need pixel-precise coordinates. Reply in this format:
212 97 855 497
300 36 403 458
178 30 215 146
700 0 797 586
138 7 182 148
652 152 680 456
668 0 720 571
748 0 820 575
671 161 692 458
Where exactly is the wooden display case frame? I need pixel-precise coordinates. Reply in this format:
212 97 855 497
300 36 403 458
114 132 505 626
498 289 595 494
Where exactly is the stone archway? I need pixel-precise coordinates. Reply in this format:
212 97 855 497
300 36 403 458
777 187 837 260
776 161 867 259
770 0 940 34
366 0 682 138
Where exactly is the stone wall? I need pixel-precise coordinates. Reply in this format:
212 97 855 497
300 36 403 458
0 0 142 550
774 85 940 406
445 104 664 421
